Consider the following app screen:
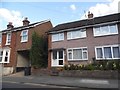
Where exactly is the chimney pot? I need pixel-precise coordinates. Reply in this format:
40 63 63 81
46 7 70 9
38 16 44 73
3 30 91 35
22 17 30 26
7 22 14 29
88 11 93 19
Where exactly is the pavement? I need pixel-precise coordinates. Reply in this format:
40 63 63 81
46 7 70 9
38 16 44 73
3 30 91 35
2 71 120 90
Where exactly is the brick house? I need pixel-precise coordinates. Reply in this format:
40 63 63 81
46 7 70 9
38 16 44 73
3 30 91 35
47 13 120 69
0 18 53 75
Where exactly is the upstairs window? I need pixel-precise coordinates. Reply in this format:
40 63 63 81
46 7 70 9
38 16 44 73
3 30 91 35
93 24 118 36
6 33 11 45
52 33 64 42
67 29 86 40
21 30 28 42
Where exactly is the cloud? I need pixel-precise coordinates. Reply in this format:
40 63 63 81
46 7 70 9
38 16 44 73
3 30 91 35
81 0 120 19
0 8 23 29
70 4 76 11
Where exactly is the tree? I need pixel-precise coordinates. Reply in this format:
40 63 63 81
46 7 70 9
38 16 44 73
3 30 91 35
30 32 48 68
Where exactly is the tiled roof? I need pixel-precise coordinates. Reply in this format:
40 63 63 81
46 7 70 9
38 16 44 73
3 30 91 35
48 13 120 33
1 20 50 33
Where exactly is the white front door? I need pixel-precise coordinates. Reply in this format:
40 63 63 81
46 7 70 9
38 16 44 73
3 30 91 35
51 50 64 67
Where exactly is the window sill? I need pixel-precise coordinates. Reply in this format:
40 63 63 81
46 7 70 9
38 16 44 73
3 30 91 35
52 40 64 43
5 43 10 46
21 41 28 43
94 33 118 37
68 59 88 61
67 37 86 41
96 58 120 60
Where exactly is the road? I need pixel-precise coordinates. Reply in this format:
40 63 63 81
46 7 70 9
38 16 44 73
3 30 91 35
2 81 102 90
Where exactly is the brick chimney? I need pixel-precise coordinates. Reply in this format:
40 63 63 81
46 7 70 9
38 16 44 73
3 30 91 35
22 17 30 26
88 11 93 19
7 22 14 29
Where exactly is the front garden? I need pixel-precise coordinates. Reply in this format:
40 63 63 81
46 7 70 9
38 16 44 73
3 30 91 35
58 60 120 79
63 60 120 70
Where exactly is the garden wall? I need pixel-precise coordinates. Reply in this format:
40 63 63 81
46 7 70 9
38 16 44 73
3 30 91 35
59 70 118 79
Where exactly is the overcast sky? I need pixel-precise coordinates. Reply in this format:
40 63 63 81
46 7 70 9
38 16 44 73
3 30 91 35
0 0 119 31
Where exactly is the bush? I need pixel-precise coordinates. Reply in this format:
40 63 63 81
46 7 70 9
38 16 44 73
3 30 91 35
63 60 120 70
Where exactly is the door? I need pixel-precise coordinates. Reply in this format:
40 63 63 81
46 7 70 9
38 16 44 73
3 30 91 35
51 50 64 67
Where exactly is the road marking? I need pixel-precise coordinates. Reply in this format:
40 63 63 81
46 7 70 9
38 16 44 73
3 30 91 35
79 79 109 84
3 81 19 84
24 83 47 86
24 82 74 88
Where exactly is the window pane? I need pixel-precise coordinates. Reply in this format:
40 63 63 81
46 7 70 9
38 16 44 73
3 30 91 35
109 25 118 34
104 47 112 58
0 57 2 62
59 51 63 59
96 48 103 58
5 57 8 62
0 51 2 62
53 51 57 59
68 50 72 59
80 30 86 37
101 26 109 35
59 33 64 40
22 36 27 41
72 31 80 39
113 47 120 58
0 51 3 56
83 52 87 59
94 27 101 36
67 32 71 39
73 49 82 59
52 34 58 42
23 31 27 35
59 60 63 65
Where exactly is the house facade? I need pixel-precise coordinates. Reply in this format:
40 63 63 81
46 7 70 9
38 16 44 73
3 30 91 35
0 18 53 75
47 13 120 69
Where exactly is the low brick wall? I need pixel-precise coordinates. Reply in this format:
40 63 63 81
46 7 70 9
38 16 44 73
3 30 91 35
59 70 118 79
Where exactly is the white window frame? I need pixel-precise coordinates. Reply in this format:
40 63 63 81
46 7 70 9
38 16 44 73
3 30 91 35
21 30 28 43
0 33 2 45
52 33 64 42
67 29 86 40
0 49 10 63
67 47 88 61
6 33 11 45
93 24 118 37
95 45 120 60
51 50 64 67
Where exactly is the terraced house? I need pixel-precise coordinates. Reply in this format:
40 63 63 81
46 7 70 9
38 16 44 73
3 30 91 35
47 13 120 69
0 18 53 75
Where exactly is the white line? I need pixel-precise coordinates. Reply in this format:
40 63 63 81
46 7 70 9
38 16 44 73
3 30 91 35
3 81 19 84
24 83 47 86
80 79 109 84
24 82 73 88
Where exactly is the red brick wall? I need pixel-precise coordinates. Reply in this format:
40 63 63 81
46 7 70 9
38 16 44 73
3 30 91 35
16 21 53 51
2 32 17 68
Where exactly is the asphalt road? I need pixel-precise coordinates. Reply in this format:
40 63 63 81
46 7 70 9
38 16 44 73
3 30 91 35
2 82 103 90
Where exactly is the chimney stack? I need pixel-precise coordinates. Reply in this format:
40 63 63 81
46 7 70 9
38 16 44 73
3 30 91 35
22 17 30 26
88 11 93 19
7 22 14 29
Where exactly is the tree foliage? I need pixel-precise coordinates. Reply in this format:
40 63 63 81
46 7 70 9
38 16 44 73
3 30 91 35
30 32 48 68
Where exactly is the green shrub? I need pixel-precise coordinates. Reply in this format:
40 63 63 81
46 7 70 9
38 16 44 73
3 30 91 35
63 60 120 70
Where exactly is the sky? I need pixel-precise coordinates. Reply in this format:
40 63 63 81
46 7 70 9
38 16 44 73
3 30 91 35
0 0 120 31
